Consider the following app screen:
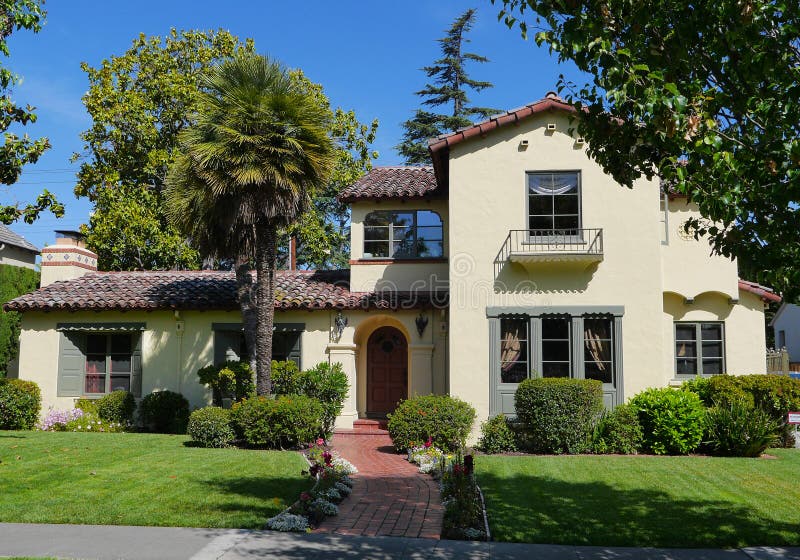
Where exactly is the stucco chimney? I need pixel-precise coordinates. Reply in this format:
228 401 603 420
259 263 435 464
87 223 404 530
40 230 98 287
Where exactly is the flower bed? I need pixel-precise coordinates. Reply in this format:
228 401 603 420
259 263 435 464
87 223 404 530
265 438 357 532
406 438 489 541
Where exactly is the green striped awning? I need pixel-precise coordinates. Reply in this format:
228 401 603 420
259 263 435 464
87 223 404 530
56 322 146 332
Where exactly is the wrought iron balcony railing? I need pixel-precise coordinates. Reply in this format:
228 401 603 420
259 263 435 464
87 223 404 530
496 228 604 266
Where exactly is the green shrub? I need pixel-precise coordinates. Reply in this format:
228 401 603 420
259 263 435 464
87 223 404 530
629 388 705 455
592 404 643 454
704 398 780 457
187 406 235 448
478 414 518 454
95 390 136 424
0 264 38 377
65 411 126 433
387 394 476 452
514 378 603 454
686 374 800 447
680 376 715 406
140 390 190 433
0 378 41 429
196 361 254 406
231 394 324 448
271 360 349 436
74 398 98 414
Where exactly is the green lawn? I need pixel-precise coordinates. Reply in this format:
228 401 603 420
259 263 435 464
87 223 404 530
477 450 800 548
0 431 311 528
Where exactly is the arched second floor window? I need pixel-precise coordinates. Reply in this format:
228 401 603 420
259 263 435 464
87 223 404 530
363 210 443 259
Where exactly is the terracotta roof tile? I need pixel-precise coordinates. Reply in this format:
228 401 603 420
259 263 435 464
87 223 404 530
738 278 781 303
3 269 447 312
339 166 442 202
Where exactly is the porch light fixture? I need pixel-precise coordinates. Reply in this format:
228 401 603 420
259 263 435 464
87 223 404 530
334 311 348 340
415 312 429 337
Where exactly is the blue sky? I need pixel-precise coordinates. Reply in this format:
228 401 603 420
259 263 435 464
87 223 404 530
3 1 586 250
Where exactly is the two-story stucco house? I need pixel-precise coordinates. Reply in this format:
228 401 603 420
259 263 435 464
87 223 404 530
5 93 779 434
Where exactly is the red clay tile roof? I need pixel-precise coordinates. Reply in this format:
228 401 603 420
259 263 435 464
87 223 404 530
3 270 447 312
738 279 781 303
339 166 442 202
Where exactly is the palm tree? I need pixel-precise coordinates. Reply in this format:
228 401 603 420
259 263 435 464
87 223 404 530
165 53 334 395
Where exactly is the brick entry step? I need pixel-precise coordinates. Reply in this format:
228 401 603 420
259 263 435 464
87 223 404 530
315 433 443 539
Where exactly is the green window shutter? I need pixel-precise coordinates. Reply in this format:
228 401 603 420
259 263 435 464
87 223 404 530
286 332 302 369
131 333 143 398
58 332 84 397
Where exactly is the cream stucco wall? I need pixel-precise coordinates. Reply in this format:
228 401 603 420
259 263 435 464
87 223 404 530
17 306 448 428
444 111 769 434
0 245 37 270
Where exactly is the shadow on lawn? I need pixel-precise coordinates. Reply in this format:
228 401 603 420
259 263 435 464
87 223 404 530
478 472 800 548
203 475 311 525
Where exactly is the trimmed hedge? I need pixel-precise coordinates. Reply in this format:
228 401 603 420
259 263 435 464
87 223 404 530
629 387 705 455
514 378 603 454
0 264 39 377
387 394 476 452
0 378 41 429
683 374 800 447
96 390 136 424
140 390 190 433
231 394 324 448
271 360 349 437
592 403 643 454
478 414 518 454
187 406 235 448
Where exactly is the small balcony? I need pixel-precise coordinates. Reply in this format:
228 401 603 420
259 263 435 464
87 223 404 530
496 229 604 267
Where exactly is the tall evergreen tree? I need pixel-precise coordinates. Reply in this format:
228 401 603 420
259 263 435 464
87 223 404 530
397 9 498 164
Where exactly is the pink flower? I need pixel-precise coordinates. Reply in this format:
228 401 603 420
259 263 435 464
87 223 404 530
300 492 311 501
316 438 325 446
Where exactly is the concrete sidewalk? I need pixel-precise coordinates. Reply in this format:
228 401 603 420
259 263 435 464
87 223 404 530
1 523 799 560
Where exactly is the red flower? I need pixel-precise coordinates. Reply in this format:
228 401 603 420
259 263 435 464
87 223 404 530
300 492 311 501
316 438 325 446
323 451 333 466
424 437 432 448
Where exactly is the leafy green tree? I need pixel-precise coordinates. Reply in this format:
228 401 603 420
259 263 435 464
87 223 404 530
166 54 335 394
0 0 62 225
0 263 38 377
397 8 499 164
494 0 800 297
73 29 254 270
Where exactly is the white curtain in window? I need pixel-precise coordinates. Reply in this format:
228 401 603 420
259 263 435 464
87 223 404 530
530 174 577 195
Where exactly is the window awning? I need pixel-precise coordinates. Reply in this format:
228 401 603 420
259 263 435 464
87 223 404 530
56 322 146 333
212 322 305 333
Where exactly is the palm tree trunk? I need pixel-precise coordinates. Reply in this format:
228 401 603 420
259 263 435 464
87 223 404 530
235 253 258 376
255 222 278 396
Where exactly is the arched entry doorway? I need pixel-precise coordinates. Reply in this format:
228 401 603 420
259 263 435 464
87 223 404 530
366 326 408 417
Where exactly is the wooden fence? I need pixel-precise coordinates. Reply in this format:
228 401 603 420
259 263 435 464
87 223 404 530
766 348 790 375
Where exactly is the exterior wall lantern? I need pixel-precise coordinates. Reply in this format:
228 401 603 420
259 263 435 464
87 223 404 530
333 310 348 341
415 311 429 337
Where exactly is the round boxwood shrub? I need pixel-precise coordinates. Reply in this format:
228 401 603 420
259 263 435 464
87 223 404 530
231 394 324 449
592 403 643 454
0 378 41 430
514 378 603 454
704 398 779 457
95 390 136 424
387 394 476 452
187 406 235 448
629 387 705 455
477 414 518 454
140 390 190 434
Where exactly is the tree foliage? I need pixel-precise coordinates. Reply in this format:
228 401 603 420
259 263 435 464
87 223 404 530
397 8 499 164
0 263 38 377
494 0 800 297
0 0 62 225
166 54 335 394
73 29 254 270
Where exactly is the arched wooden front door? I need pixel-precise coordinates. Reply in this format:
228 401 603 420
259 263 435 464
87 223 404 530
366 326 408 417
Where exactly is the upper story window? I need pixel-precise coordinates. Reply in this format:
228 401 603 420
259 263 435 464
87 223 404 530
528 172 581 234
363 210 443 259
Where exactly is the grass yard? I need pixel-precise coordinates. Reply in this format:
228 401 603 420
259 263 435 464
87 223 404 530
477 449 800 548
0 431 311 528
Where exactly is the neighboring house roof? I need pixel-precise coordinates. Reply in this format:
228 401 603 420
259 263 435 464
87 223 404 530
338 166 442 202
3 269 447 313
738 279 781 303
0 224 39 253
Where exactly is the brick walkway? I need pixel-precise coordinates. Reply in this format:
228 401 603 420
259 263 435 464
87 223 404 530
315 433 443 539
